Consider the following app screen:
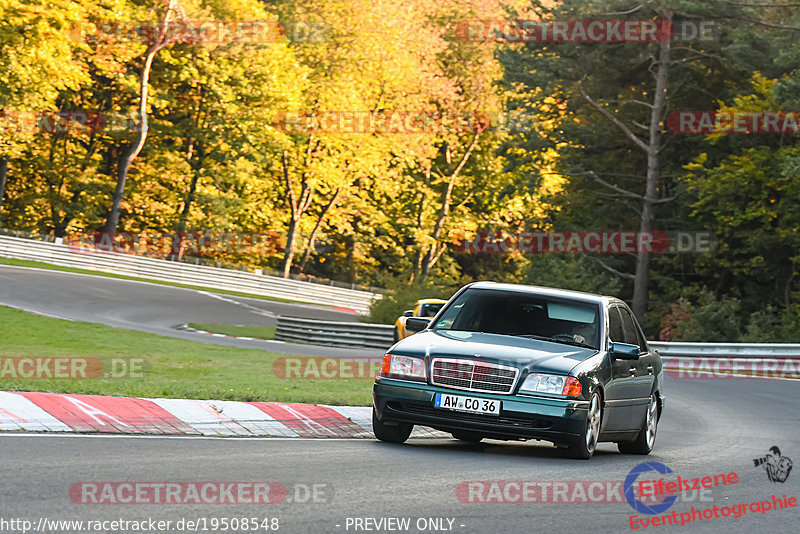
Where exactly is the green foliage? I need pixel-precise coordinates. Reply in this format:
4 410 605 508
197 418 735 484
741 305 800 343
524 255 623 297
660 292 800 343
661 290 743 342
3 0 800 342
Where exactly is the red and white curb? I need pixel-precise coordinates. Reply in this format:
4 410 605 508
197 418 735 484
0 391 447 438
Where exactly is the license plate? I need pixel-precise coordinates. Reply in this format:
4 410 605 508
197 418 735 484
434 393 501 415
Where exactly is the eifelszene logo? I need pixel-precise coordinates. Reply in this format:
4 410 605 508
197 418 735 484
753 446 793 483
625 462 678 515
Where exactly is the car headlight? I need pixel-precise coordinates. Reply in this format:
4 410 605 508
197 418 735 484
380 353 426 380
519 373 582 397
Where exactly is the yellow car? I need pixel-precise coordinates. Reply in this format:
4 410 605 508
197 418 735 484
394 298 447 342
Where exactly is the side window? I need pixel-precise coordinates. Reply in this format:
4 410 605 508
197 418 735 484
618 307 641 349
607 307 625 343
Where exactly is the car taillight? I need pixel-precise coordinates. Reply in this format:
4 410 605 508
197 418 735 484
379 353 426 380
562 376 582 397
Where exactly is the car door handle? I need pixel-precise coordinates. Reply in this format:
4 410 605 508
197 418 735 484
647 365 654 375
629 366 636 377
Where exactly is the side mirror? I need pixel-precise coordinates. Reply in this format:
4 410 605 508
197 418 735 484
610 341 640 359
406 317 431 333
403 310 414 317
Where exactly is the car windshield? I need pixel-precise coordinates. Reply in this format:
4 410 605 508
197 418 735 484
419 303 444 317
432 288 601 349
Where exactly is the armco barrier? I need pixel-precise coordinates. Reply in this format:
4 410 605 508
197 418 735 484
275 318 800 357
650 342 800 359
276 316 394 350
0 235 380 313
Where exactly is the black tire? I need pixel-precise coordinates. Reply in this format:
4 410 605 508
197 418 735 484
393 328 400 344
618 394 658 455
372 407 412 444
565 391 602 460
451 431 484 443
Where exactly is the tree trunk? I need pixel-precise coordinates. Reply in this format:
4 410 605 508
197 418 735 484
103 0 186 233
419 130 483 282
175 140 204 261
409 190 427 283
298 187 341 272
282 216 300 278
0 156 8 220
103 48 158 233
419 173 456 281
345 228 357 285
281 147 314 278
632 13 671 320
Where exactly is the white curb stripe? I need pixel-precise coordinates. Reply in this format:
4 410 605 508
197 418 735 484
324 405 373 437
147 399 249 436
0 392 72 432
206 400 299 437
147 398 299 437
1 391 450 438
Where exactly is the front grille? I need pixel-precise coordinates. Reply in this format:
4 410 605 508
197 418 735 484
431 358 518 394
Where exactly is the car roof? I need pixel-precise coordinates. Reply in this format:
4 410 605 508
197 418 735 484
466 281 623 307
417 298 447 304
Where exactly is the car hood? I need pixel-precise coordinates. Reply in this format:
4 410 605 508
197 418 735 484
391 330 598 375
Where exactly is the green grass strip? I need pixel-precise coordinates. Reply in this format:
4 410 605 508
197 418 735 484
187 323 276 340
0 305 372 405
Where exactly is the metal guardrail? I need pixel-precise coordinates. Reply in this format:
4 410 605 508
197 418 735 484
275 317 800 357
0 235 380 313
0 228 386 293
276 316 394 350
650 342 800 359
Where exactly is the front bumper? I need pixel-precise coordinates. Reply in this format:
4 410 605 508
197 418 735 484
373 377 589 445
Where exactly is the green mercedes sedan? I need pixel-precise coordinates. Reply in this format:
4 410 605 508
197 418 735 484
372 282 665 459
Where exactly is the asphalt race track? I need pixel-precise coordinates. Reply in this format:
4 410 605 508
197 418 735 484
0 264 380 357
1 378 798 533
1 264 799 533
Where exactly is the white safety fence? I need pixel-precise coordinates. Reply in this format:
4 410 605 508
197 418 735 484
0 235 381 313
276 317 800 357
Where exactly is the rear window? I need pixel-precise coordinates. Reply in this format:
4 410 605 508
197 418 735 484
419 303 444 317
